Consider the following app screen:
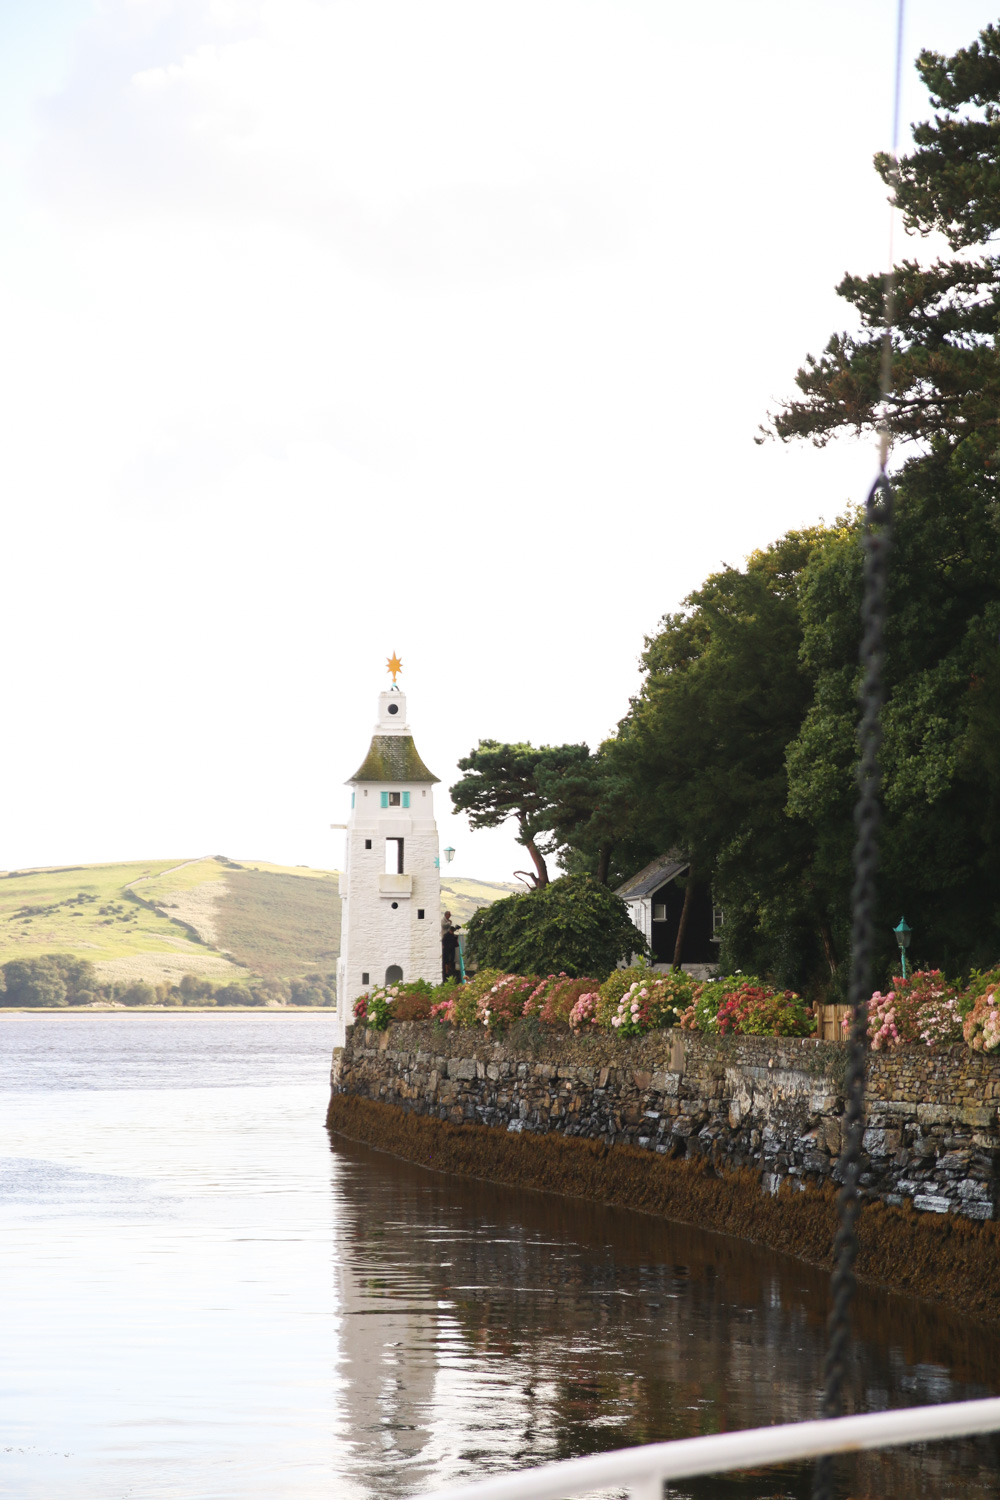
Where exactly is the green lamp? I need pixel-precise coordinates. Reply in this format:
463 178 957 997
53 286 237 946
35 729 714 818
893 917 912 980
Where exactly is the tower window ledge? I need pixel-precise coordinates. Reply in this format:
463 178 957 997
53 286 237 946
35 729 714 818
378 873 413 897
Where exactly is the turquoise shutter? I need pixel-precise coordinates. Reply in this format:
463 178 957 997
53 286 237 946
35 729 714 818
351 792 355 808
402 791 410 808
380 791 389 808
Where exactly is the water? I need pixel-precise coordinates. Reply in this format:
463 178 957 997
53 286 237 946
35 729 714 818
1 1015 998 1500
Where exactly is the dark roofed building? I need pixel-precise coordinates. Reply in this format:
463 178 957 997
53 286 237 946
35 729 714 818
616 854 720 977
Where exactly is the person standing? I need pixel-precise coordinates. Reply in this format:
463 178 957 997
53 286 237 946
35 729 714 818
441 911 458 982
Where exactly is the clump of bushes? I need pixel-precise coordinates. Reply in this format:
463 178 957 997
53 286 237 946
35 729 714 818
464 874 647 978
354 978 461 1030
350 961 1000 1051
602 971 696 1035
964 973 1000 1052
0 955 338 1009
357 964 807 1039
715 983 811 1038
866 971 964 1051
0 954 98 1008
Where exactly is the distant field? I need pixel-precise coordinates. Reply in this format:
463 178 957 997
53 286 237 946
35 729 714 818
0 860 234 981
440 877 519 926
0 859 512 983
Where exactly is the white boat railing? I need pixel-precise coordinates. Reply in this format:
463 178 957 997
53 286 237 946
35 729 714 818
415 1397 1000 1500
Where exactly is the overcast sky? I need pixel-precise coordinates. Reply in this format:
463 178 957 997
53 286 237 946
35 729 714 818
1 0 996 884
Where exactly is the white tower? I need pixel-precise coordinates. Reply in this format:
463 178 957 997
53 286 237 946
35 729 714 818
334 667 441 1043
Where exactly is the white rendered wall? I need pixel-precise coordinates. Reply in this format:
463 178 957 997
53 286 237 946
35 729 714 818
334 688 441 1045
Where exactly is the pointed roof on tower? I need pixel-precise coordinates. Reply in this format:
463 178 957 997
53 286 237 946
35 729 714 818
349 736 439 784
346 662 440 784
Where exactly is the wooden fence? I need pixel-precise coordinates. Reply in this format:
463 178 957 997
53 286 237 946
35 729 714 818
814 1003 851 1041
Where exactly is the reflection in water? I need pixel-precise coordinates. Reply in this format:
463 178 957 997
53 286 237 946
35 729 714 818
1 1016 997 1500
329 1133 1000 1500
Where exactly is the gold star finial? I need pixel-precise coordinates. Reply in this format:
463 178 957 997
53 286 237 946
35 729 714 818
387 651 403 684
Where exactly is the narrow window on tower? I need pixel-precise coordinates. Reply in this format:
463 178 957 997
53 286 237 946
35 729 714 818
385 838 404 874
417 909 425 919
364 840 372 850
361 972 369 986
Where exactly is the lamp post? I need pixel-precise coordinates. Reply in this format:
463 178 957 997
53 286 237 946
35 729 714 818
893 917 912 980
436 847 464 980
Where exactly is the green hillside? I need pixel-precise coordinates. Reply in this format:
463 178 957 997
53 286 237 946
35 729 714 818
440 877 519 926
0 858 512 984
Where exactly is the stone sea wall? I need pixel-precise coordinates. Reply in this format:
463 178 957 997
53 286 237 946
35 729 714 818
331 1022 1000 1221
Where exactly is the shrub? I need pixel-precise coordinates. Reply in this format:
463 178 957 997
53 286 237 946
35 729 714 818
215 984 253 1006
568 991 600 1033
961 967 1000 1052
521 974 601 1029
866 971 963 1051
677 974 765 1032
425 977 462 1025
121 981 157 1007
353 984 400 1030
1 954 98 1008
179 973 215 1004
607 972 695 1036
964 984 1000 1052
961 965 1000 1017
449 968 503 1027
716 984 811 1037
465 875 645 978
249 977 289 1007
596 964 656 1024
479 974 539 1030
389 983 437 1022
289 974 337 1006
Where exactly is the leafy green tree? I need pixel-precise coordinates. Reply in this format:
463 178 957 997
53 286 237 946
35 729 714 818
1 958 67 1007
538 740 647 887
214 984 252 1006
464 874 645 978
763 24 1000 463
121 981 157 1007
613 530 827 983
178 973 215 1004
289 974 336 1006
876 24 1000 249
755 18 1000 986
450 741 592 887
786 458 1000 983
0 954 98 1007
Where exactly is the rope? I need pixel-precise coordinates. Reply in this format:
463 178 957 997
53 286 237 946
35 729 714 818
812 7 904 1496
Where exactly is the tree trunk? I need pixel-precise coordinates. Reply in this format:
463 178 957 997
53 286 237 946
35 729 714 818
596 841 614 887
820 921 838 978
672 875 696 970
523 837 549 887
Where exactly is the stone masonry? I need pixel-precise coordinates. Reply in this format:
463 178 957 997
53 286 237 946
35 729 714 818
331 1022 1000 1222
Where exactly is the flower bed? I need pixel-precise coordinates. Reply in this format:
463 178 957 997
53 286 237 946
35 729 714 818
350 962 1000 1052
